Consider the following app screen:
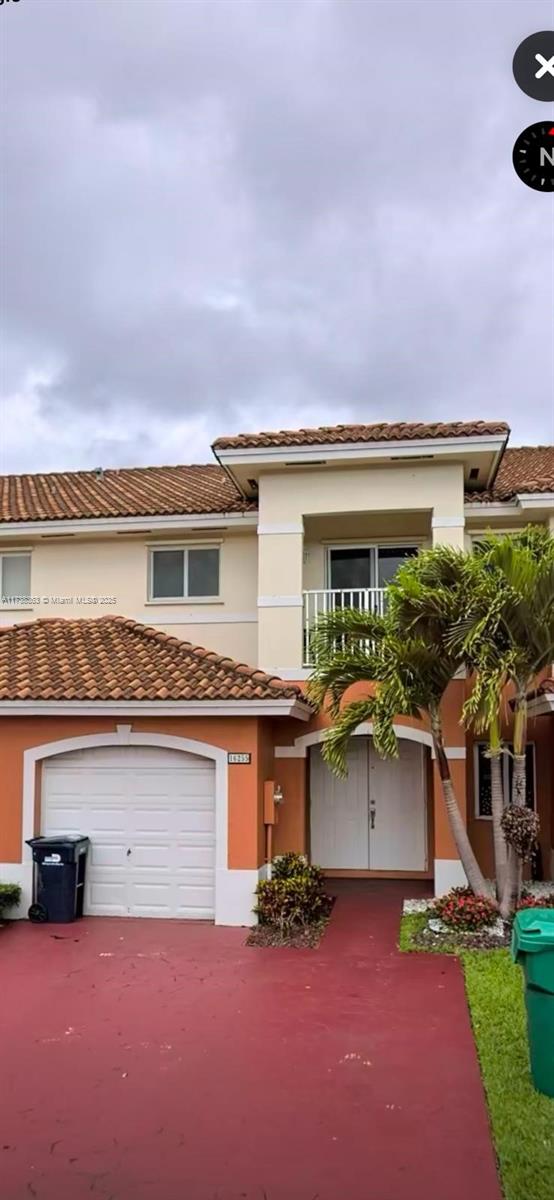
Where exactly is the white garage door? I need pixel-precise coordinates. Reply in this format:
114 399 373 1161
42 745 216 919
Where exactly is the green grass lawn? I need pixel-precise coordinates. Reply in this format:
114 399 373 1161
400 914 554 1200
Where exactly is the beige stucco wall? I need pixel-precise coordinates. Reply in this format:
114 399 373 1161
0 532 259 662
259 462 465 523
5 468 550 675
154 621 258 663
257 462 466 669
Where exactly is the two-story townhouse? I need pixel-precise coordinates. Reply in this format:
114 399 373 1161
0 420 552 925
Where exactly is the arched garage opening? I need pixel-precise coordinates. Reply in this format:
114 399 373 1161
22 731 229 920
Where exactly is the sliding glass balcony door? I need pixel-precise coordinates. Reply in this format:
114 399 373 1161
303 545 418 665
328 545 417 595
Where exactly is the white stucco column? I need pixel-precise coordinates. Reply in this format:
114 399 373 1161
431 466 466 891
431 513 465 548
431 464 466 548
257 524 304 674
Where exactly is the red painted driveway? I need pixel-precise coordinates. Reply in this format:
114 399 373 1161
1 881 501 1200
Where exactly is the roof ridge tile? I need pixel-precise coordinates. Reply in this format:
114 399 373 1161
213 419 511 451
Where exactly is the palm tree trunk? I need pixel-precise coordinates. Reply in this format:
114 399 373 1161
490 750 507 901
512 752 526 806
500 693 527 919
430 709 489 898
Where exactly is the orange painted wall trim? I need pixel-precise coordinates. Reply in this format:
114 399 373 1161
0 715 274 871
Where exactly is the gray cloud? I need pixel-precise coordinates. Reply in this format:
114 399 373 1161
1 0 553 472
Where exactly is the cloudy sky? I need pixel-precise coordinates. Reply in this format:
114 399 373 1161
1 0 553 474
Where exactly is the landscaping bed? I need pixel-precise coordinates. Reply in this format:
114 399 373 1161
400 908 554 1200
246 905 333 949
402 884 554 954
247 852 333 950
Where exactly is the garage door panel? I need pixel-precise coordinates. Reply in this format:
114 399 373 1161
130 843 173 869
128 809 215 837
131 768 213 794
128 882 173 915
88 879 128 915
176 878 215 913
88 840 128 868
175 809 215 835
43 808 91 836
175 844 214 870
45 804 127 834
76 807 128 833
130 807 173 834
42 746 216 920
48 770 127 797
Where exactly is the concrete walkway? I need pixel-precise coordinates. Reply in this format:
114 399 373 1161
1 881 501 1200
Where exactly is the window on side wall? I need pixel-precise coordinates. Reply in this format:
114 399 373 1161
0 553 31 605
149 546 220 601
474 742 536 818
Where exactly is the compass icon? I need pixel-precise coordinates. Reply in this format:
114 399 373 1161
512 121 554 191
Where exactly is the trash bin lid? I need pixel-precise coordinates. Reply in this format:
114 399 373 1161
26 834 89 847
511 908 554 960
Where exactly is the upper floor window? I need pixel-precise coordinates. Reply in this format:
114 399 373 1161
328 545 417 591
0 552 31 603
149 546 220 601
474 742 536 819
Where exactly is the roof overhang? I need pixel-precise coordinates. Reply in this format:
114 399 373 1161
465 491 554 522
214 434 508 499
0 698 313 720
527 693 554 718
0 511 258 540
517 492 554 511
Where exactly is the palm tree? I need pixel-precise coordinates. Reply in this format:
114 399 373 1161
308 531 553 911
465 683 508 900
307 594 490 898
385 546 510 899
455 527 554 917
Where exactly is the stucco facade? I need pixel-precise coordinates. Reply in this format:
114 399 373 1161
1 421 552 922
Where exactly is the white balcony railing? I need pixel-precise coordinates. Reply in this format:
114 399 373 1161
303 587 387 667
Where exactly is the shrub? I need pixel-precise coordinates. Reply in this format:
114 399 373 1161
271 852 309 880
432 886 498 932
271 852 325 887
517 892 554 911
501 805 540 862
255 867 332 931
0 883 22 914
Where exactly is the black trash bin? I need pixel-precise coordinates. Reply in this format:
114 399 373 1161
26 835 89 923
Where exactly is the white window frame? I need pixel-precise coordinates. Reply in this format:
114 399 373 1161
325 542 421 589
473 741 536 820
0 550 33 608
147 543 221 603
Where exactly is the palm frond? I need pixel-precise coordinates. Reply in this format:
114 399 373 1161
321 698 378 775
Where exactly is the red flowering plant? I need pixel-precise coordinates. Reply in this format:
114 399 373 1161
432 886 498 932
516 891 554 911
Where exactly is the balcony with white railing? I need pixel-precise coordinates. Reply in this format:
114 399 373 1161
303 587 387 667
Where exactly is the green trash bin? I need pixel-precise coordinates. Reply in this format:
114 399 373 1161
511 908 554 1098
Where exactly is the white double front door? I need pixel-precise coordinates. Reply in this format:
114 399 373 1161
310 737 427 871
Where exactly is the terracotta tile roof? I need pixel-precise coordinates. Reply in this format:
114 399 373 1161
0 464 252 524
0 616 306 703
466 446 554 503
213 419 509 451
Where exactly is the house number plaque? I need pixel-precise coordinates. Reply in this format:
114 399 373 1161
227 752 251 764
